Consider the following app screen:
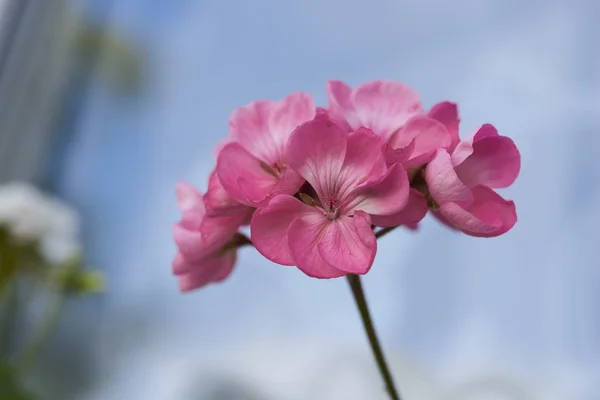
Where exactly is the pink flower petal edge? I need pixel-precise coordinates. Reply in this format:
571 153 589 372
172 182 248 291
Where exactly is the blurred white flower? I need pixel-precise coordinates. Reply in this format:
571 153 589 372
0 181 81 264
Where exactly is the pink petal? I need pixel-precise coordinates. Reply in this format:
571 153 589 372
385 139 415 166
326 80 361 129
217 143 278 206
228 99 279 164
175 182 204 212
451 124 499 165
174 210 242 260
315 106 352 132
213 136 235 159
431 210 460 231
287 214 346 279
336 129 388 199
345 163 410 216
286 119 347 201
454 135 521 189
203 210 252 242
238 176 277 206
268 92 316 155
425 149 473 206
250 195 315 266
204 170 251 217
268 167 305 200
370 188 428 227
388 115 452 169
438 185 517 237
317 212 376 275
315 107 329 118
428 101 460 151
172 224 221 265
351 80 424 139
175 251 237 292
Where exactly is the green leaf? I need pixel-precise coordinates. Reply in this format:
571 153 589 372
0 361 35 400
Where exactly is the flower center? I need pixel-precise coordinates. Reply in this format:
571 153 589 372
323 198 340 220
296 187 341 221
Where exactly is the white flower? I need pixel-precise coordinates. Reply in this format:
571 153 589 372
0 182 81 264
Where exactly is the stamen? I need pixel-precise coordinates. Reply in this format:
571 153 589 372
259 160 279 177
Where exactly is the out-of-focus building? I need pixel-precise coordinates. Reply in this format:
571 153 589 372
0 0 81 184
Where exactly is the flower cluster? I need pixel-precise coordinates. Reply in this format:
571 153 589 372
172 80 520 291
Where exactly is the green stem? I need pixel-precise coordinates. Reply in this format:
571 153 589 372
16 292 65 373
346 274 402 400
0 282 19 357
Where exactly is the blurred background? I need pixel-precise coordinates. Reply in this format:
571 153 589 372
0 0 598 399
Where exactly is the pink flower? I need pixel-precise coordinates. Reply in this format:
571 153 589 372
217 92 316 207
172 182 251 291
325 80 461 229
425 124 520 237
326 80 456 169
251 119 410 278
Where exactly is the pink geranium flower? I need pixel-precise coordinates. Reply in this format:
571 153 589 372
172 182 251 291
325 80 461 229
251 119 409 278
425 124 520 237
326 80 458 168
216 92 316 207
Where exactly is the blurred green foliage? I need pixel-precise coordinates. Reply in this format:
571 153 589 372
0 361 34 400
73 23 145 94
0 224 103 399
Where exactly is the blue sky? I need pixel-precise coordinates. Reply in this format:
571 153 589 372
56 0 600 398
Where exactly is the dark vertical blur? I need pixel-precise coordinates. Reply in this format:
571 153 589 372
0 0 73 185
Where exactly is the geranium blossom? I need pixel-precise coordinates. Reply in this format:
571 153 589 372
251 119 409 278
171 79 521 289
425 124 520 237
216 92 315 207
172 182 251 291
326 80 458 168
324 80 463 229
